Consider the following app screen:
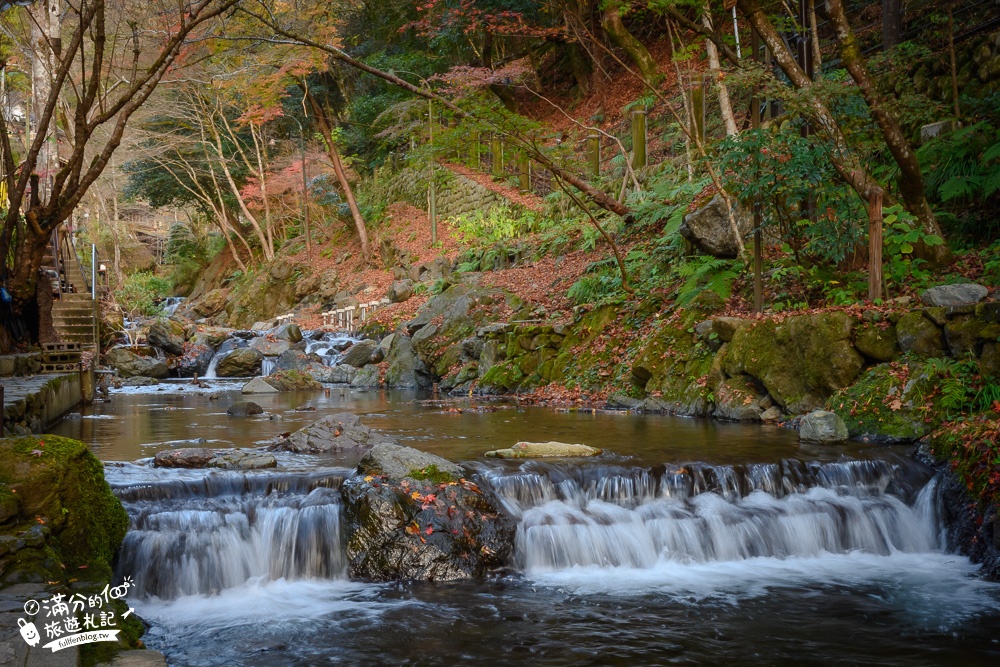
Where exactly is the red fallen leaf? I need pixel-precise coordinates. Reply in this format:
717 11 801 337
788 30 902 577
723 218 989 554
424 494 437 503
404 521 420 535
424 526 434 535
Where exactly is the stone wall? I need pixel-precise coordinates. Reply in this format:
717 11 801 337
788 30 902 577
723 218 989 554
2 373 82 435
383 166 516 220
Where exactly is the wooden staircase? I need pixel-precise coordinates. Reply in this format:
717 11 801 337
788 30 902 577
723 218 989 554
47 231 98 352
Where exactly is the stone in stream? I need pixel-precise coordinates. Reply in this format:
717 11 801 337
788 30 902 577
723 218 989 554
227 401 264 417
340 339 379 368
343 443 515 581
249 336 292 357
175 342 215 376
242 377 280 394
273 413 396 453
214 348 264 377
120 376 160 387
242 371 321 393
274 323 304 343
153 447 276 470
799 410 849 444
146 319 186 356
104 347 169 379
484 441 602 459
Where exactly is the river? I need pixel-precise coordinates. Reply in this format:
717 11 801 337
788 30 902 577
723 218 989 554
49 383 1000 666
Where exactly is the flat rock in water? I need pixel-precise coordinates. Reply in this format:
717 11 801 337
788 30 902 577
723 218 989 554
242 377 280 394
485 441 602 458
153 447 276 470
358 443 462 480
274 413 397 453
921 283 989 307
154 448 214 468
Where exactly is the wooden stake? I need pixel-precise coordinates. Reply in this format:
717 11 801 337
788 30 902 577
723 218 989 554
868 190 884 302
631 110 646 170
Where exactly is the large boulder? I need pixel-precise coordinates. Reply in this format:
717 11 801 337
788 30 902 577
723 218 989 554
722 312 863 414
351 365 381 388
679 194 752 258
274 413 397 453
308 364 357 384
242 377 281 394
174 343 215 377
359 443 462 479
713 375 769 421
274 323 303 343
799 410 849 443
267 370 322 391
0 435 128 583
920 283 989 307
896 312 945 358
214 348 264 377
105 347 169 379
342 443 515 581
249 336 292 357
274 349 323 372
388 279 415 303
385 334 421 388
190 327 234 350
340 339 379 368
147 319 185 356
854 322 899 362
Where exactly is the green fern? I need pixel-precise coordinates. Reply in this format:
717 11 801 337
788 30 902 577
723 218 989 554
674 257 741 306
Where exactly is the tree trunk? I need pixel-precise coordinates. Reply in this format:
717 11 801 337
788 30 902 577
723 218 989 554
825 0 952 265
701 4 738 136
306 92 371 260
602 5 660 83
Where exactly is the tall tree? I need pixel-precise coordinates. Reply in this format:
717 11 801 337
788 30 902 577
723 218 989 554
0 0 241 321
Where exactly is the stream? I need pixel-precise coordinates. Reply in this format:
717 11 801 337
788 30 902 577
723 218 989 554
50 385 1000 665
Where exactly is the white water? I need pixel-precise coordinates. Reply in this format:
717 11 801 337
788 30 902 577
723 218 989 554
203 351 221 379
261 357 276 376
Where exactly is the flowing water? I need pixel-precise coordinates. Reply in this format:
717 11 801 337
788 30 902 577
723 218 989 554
51 388 1000 665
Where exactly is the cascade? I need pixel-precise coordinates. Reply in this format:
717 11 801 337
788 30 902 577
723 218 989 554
112 456 947 601
111 468 348 599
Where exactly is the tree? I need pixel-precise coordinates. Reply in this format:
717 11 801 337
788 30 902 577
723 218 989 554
0 0 241 324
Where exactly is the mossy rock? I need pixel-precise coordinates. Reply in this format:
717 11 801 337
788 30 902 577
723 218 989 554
854 321 899 362
268 369 322 391
479 360 526 393
631 308 716 416
944 316 988 357
896 312 945 358
723 312 863 414
828 362 942 443
0 435 128 583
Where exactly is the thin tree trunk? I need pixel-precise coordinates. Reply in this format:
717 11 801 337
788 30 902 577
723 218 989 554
702 3 738 136
305 92 371 260
824 0 952 265
808 0 822 78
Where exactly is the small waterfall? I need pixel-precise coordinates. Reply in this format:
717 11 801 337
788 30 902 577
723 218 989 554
304 332 358 367
474 458 944 573
161 297 184 317
261 358 276 376
112 469 348 600
203 352 220 379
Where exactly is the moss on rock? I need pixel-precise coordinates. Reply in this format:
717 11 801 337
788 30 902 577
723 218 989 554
0 435 128 584
828 362 943 443
723 312 863 414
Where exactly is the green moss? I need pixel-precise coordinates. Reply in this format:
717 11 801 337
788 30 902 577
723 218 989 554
0 435 128 582
409 464 458 484
480 361 526 391
828 361 942 442
269 369 322 391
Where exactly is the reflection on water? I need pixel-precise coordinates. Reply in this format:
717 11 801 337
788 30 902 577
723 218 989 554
51 383 872 466
45 383 1000 666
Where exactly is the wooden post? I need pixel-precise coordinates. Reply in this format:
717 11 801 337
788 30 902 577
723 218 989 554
882 0 902 50
690 73 705 145
518 152 530 192
491 135 503 176
751 28 764 314
1 384 5 435
472 131 481 169
868 190 884 302
587 134 600 178
631 110 646 170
